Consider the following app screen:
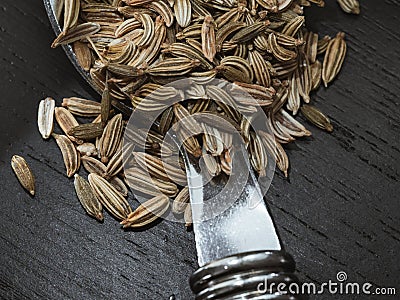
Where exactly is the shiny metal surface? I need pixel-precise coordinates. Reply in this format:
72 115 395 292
182 144 282 267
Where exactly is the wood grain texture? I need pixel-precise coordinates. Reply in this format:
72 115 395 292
0 1 399 299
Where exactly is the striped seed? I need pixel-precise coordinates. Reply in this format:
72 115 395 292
322 32 346 87
54 107 83 144
201 15 216 62
68 122 104 140
88 173 132 220
62 97 101 117
53 133 80 177
121 194 170 228
337 0 360 14
172 186 189 214
301 104 333 132
11 155 35 196
98 114 123 164
37 97 55 139
52 22 101 48
133 152 187 185
73 41 93 71
174 0 192 27
74 174 103 221
81 156 107 176
125 167 179 197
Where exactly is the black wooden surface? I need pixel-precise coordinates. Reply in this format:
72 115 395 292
0 1 399 299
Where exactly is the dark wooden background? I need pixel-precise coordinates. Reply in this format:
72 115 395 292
0 1 399 299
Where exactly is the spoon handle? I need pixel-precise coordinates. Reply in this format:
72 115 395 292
190 250 305 299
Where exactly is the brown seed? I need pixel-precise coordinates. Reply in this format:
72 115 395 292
304 31 319 64
172 103 203 136
162 43 214 70
68 123 104 140
108 176 129 197
98 114 123 164
121 194 170 228
176 127 202 158
101 73 111 127
88 173 132 221
146 57 200 77
201 15 216 62
74 174 103 221
81 156 107 176
249 132 268 177
62 0 80 32
317 35 331 55
72 42 93 72
301 104 333 132
53 133 80 177
201 149 221 178
218 56 254 83
287 71 301 115
258 131 289 177
172 186 189 214
206 85 241 123
310 60 322 91
248 47 271 87
322 32 347 87
133 13 155 48
11 155 35 196
104 153 123 180
297 55 312 103
337 0 360 14
202 123 224 156
54 107 83 144
62 97 101 117
282 15 304 37
125 167 179 197
231 21 267 43
145 1 174 27
308 0 325 7
268 33 297 61
133 152 187 185
52 22 101 48
220 149 233 175
174 0 192 27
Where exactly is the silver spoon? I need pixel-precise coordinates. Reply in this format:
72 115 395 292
43 1 303 298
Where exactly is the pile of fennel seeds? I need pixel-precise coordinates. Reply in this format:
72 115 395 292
11 0 360 228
